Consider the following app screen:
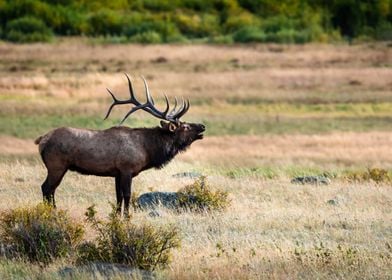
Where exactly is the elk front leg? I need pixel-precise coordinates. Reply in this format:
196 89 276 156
120 173 132 218
115 176 123 215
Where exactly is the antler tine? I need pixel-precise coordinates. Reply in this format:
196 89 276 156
168 97 178 117
125 73 139 104
104 88 120 120
140 76 172 119
173 99 190 120
119 104 149 125
104 75 189 124
141 76 154 105
171 97 185 117
162 93 170 117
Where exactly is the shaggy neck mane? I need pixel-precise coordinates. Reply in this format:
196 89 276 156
141 127 189 169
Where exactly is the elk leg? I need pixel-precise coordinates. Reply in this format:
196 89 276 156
120 173 132 218
115 176 123 215
41 169 67 207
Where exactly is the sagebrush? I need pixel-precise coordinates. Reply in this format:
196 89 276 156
343 168 391 184
0 203 84 264
78 205 181 271
177 176 231 212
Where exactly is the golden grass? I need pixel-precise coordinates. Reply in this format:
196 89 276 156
0 40 391 278
0 160 390 279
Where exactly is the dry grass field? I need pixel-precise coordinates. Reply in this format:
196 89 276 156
0 39 391 279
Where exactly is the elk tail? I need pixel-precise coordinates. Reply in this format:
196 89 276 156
34 136 43 145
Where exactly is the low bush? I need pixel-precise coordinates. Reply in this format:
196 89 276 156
87 9 123 36
177 176 231 212
233 26 266 43
0 203 84 264
123 17 182 43
343 168 391 184
223 11 260 33
173 13 220 38
129 31 162 44
78 205 181 271
4 16 53 43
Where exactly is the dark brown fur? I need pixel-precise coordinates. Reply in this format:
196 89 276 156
35 121 205 215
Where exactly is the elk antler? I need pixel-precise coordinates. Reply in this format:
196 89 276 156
104 74 190 125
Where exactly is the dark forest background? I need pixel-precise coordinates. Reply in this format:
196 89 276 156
0 0 391 43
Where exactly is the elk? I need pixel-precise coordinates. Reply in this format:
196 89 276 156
35 74 205 216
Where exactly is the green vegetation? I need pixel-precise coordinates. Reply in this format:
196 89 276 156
2 101 392 139
0 0 390 43
177 176 231 212
0 203 84 264
79 205 181 271
4 16 53 42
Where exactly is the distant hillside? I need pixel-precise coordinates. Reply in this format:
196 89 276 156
0 0 391 43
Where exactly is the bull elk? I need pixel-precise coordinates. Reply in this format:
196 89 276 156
35 74 205 216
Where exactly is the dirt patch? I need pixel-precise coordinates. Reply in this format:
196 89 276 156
0 136 36 155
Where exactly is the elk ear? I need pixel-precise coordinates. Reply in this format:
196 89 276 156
169 122 177 132
160 120 169 129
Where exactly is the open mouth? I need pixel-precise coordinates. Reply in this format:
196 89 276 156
196 133 204 139
196 125 205 140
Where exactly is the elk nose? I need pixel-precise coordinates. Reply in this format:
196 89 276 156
200 124 206 131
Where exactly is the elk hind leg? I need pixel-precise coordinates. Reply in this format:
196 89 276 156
115 176 123 215
41 168 67 207
120 173 132 218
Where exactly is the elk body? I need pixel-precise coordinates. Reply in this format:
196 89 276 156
35 75 205 216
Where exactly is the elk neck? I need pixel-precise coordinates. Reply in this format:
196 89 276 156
142 127 184 169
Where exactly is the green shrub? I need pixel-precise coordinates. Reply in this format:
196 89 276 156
123 17 181 43
343 168 391 184
129 31 162 44
375 21 392 41
224 11 260 33
78 205 181 271
142 0 174 12
233 26 266 43
0 203 84 264
4 16 53 42
173 13 220 38
0 0 53 25
87 9 123 36
54 7 87 35
177 176 231 212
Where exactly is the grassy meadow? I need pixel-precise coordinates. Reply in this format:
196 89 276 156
0 39 391 279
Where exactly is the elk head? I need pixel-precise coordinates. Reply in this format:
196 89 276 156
104 74 205 148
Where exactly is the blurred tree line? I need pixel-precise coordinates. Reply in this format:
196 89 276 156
0 0 390 43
